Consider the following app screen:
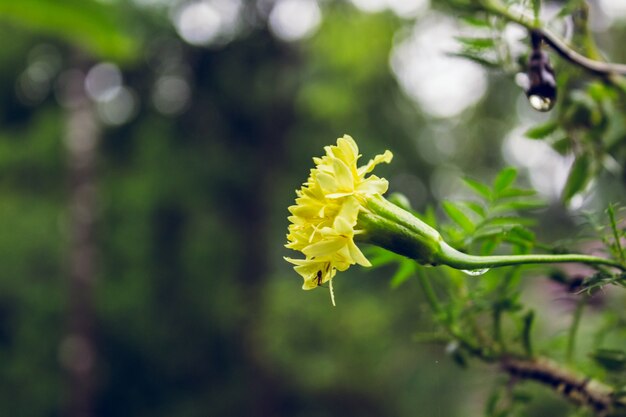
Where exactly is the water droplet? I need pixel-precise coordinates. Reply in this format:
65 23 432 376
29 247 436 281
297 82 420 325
528 94 554 112
525 45 557 112
461 268 490 276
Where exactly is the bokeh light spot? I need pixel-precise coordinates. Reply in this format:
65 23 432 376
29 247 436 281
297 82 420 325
152 75 191 116
269 0 322 42
85 62 122 102
390 14 487 118
96 87 138 126
175 1 222 46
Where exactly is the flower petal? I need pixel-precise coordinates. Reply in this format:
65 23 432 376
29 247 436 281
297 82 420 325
302 237 345 258
358 150 393 176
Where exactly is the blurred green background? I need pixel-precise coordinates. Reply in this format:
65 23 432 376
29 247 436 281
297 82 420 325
0 0 625 416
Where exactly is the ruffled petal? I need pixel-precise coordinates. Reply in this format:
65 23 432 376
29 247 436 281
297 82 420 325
357 150 393 176
285 135 393 294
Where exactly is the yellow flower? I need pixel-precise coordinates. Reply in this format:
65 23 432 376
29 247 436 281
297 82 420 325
285 135 393 295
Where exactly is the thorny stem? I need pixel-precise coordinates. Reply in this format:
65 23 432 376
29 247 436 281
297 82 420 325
481 0 626 77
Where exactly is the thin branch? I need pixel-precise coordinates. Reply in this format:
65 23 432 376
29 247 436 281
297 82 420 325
536 29 626 76
481 0 626 77
566 295 587 363
501 356 625 416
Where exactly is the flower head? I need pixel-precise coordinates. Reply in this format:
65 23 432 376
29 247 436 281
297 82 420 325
285 135 393 292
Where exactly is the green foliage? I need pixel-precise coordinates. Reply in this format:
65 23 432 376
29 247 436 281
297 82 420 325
440 168 542 254
451 0 626 204
0 0 137 62
371 168 626 416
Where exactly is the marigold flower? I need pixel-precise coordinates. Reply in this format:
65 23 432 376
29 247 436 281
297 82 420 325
285 135 392 294
285 136 625 305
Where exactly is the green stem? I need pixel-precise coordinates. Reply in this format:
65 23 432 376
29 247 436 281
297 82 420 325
492 268 520 352
608 204 625 264
438 241 626 271
522 310 535 358
359 195 626 272
415 268 442 315
566 296 586 364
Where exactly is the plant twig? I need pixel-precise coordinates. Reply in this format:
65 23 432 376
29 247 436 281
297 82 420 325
501 356 624 416
566 295 587 363
481 0 626 77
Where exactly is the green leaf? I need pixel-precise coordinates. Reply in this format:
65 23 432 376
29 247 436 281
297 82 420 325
462 201 486 218
443 201 475 233
562 154 591 202
531 0 541 21
570 90 598 111
454 36 496 50
552 137 572 155
480 238 499 255
525 120 558 139
461 15 492 27
491 199 546 214
388 192 413 212
367 247 401 268
447 52 499 69
590 348 626 372
506 226 536 244
497 188 536 198
463 177 492 200
483 216 536 228
390 260 416 289
419 206 438 229
493 168 517 193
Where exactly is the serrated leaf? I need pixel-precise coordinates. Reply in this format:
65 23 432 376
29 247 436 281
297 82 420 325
455 36 496 49
447 52 499 69
497 188 536 198
473 222 531 240
507 226 536 243
462 201 486 218
461 15 492 27
463 177 492 200
494 168 517 193
491 199 546 214
443 201 475 233
532 0 541 20
390 260 416 289
483 216 536 228
525 120 558 139
562 154 591 202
